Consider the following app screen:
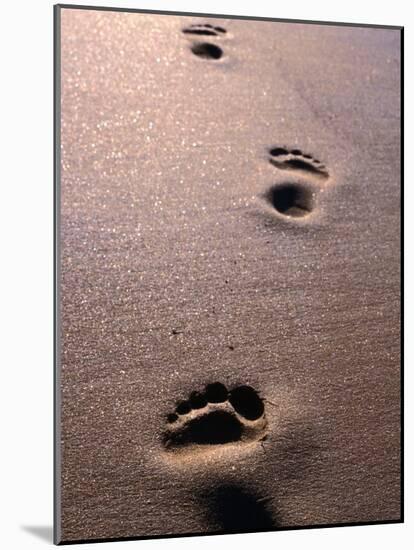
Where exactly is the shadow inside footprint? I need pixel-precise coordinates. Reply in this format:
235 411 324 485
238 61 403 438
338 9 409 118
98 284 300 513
191 42 223 60
266 183 314 218
170 410 242 445
229 385 265 420
203 484 278 532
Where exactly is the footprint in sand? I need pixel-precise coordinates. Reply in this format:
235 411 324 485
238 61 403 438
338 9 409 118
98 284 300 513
181 22 228 60
164 383 267 452
265 146 331 219
269 147 329 179
182 23 227 37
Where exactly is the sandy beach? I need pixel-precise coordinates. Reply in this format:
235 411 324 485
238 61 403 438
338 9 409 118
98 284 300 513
57 8 401 543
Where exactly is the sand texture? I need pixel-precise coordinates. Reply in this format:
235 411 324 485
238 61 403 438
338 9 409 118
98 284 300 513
57 8 401 543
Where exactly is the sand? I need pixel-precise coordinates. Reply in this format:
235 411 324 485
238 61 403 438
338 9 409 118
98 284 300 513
56 7 401 543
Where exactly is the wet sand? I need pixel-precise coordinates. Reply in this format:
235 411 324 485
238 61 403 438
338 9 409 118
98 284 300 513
57 7 401 543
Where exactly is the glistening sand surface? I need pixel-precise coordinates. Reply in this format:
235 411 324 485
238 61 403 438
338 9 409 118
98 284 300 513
58 8 401 542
